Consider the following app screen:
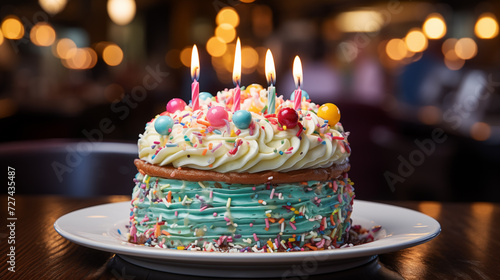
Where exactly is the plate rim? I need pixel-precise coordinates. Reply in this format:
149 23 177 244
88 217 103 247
54 200 441 262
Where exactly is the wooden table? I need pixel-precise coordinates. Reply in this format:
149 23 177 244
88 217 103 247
1 196 499 279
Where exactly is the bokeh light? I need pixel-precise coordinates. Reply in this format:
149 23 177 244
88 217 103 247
441 38 457 56
475 13 499 39
216 8 240 27
241 46 259 73
54 38 77 59
418 105 441 125
405 29 428 53
444 49 465 70
215 23 236 43
423 13 447 39
107 0 136 25
386 38 408 61
1 16 25 40
0 30 4 46
30 22 56 47
470 122 491 141
455 38 477 60
179 46 192 67
206 36 227 57
102 44 123 66
38 0 67 15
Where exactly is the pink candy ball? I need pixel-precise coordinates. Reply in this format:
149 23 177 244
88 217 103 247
166 98 187 113
207 106 229 127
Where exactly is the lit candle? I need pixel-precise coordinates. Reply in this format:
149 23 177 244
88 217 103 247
232 38 241 112
265 49 276 114
292 56 303 111
191 44 200 111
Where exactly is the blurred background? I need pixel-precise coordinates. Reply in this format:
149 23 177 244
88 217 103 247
0 0 499 201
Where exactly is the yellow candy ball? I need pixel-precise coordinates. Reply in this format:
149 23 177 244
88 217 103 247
245 84 263 93
317 103 341 124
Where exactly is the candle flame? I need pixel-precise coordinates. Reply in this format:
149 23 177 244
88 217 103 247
293 55 303 88
232 38 241 86
265 49 276 86
191 44 200 80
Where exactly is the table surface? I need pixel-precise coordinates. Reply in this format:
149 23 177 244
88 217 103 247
1 196 499 280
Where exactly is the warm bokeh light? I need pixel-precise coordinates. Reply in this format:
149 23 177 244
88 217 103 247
240 0 255 3
470 122 491 141
0 30 4 46
206 36 227 57
1 16 25 40
65 48 91 69
386 38 408 61
455 38 477 60
336 10 383 33
102 44 123 66
441 38 457 56
30 22 56 47
475 13 499 39
423 13 447 39
444 49 465 70
405 29 428 52
165 49 182 69
107 0 136 25
55 38 77 59
84 47 98 69
38 0 67 15
216 8 240 27
241 46 259 74
215 23 236 43
179 46 192 67
418 105 441 125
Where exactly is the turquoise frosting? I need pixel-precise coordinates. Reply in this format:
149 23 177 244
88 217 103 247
130 173 355 250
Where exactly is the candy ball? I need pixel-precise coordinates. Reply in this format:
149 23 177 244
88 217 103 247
166 98 187 113
290 90 310 101
317 103 340 124
277 107 299 129
207 106 229 127
199 92 213 101
232 110 252 129
154 116 174 135
245 84 264 93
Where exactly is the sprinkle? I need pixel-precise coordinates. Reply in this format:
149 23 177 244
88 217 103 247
213 212 217 217
117 229 122 235
175 211 178 217
153 141 160 144
167 191 172 203
253 233 259 241
278 218 285 224
281 222 285 233
226 198 232 208
317 137 322 142
211 142 222 153
200 206 208 211
265 218 270 228
249 223 253 227
289 221 297 230
224 217 230 222
161 230 171 236
209 190 213 199
198 182 207 188
270 188 275 199
213 129 222 135
197 119 210 126
177 246 185 250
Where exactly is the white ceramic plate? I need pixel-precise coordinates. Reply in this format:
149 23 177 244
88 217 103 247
54 200 440 278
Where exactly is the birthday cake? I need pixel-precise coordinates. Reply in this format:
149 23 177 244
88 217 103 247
128 85 355 252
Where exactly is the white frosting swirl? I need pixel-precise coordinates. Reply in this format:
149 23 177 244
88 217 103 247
138 88 350 173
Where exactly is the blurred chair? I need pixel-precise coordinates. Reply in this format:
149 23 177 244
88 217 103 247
0 139 138 197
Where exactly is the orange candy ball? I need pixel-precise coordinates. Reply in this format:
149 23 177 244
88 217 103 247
317 103 341 124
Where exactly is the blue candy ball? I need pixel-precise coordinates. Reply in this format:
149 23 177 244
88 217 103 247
290 90 310 101
199 92 213 101
232 110 252 129
154 116 174 135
